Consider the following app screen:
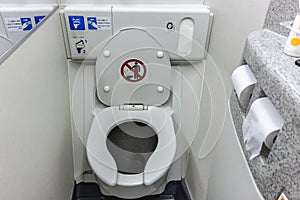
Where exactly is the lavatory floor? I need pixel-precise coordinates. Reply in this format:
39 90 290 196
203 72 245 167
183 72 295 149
72 181 191 200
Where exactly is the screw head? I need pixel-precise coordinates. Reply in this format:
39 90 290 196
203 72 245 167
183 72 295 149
103 50 110 57
104 86 110 92
157 86 164 93
157 51 164 58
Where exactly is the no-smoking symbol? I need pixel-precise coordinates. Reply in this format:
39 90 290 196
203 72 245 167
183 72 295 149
120 59 147 82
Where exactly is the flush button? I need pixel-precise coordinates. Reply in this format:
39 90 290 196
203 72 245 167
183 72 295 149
177 18 194 55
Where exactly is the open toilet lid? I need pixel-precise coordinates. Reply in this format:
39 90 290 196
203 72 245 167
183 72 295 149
86 106 176 187
95 28 172 107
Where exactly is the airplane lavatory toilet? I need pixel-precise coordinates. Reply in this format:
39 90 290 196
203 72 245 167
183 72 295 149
63 5 213 199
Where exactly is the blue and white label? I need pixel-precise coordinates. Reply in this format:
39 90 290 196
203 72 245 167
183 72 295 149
87 17 98 30
87 16 111 31
4 18 22 31
68 16 85 30
20 17 33 31
34 16 46 25
98 17 111 30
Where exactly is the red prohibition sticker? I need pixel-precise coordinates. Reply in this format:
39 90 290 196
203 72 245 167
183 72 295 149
120 59 147 82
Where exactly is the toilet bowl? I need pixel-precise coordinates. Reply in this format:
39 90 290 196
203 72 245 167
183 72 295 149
86 106 176 187
84 28 177 193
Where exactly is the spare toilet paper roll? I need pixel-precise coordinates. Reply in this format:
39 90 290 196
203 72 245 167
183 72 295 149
231 65 257 108
242 97 284 160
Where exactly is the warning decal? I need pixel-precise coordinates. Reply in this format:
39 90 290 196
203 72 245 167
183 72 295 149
120 59 147 82
87 16 111 30
20 18 33 31
68 16 85 30
4 17 33 32
4 18 22 32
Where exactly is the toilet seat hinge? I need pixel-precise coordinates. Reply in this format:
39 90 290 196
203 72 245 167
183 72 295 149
119 104 148 111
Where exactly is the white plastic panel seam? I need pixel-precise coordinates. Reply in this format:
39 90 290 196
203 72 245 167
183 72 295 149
59 8 71 58
0 12 9 38
204 12 214 58
0 11 13 56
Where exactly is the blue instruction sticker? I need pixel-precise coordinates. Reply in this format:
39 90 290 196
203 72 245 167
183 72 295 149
20 17 33 31
34 16 46 25
87 17 98 30
68 16 85 30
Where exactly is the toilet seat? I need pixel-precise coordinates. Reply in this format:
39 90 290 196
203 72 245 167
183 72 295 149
86 106 176 187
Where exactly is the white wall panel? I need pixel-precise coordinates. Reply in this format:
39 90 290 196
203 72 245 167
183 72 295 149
186 0 271 199
0 10 73 200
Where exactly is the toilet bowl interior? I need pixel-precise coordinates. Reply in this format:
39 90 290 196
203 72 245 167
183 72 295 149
106 121 158 175
87 106 176 187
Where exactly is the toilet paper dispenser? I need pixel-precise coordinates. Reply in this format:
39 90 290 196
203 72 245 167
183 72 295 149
242 97 285 160
231 64 257 109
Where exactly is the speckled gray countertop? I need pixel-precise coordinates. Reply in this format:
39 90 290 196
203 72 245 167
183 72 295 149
244 29 300 111
264 0 298 36
230 29 300 200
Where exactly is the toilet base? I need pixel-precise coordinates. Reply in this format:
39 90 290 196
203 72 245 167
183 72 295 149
72 181 191 200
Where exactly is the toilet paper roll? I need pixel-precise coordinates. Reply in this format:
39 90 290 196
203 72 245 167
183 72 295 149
231 65 257 108
242 97 285 160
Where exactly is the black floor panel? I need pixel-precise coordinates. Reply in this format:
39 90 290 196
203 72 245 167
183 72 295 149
72 181 191 200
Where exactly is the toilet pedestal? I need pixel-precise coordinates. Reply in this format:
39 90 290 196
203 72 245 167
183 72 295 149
72 181 191 200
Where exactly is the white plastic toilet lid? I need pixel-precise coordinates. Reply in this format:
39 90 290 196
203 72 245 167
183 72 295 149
86 106 176 187
95 28 172 106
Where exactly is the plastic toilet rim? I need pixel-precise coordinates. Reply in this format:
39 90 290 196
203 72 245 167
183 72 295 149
86 106 177 187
